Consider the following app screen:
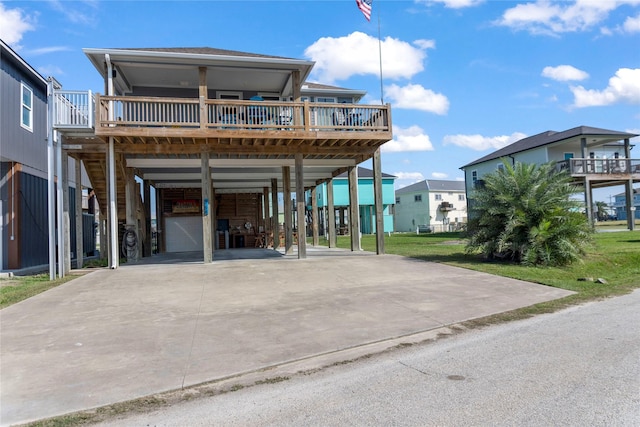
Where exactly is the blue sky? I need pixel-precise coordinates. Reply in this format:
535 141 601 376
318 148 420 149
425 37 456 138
2 0 639 203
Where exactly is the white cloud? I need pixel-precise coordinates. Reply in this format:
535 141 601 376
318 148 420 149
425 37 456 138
48 0 97 26
393 171 425 189
393 172 425 181
431 172 449 179
27 46 71 55
305 32 432 83
382 125 435 153
38 65 64 77
413 39 436 50
385 83 449 115
0 3 35 46
495 0 637 36
455 177 465 181
542 65 589 81
443 132 527 151
423 0 484 9
571 68 640 107
623 14 640 33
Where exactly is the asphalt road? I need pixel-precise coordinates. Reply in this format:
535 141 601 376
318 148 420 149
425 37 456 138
99 290 640 426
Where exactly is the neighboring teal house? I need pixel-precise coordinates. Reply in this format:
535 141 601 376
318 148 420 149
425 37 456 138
308 167 396 234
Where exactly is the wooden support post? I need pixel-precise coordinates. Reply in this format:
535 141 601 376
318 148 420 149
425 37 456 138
75 159 84 268
311 186 319 246
199 67 207 130
62 150 71 274
157 188 164 254
202 152 212 263
295 153 306 259
211 188 217 250
327 179 336 248
348 166 361 251
143 180 152 257
625 179 635 231
125 167 140 262
584 177 593 226
263 186 269 233
624 139 635 231
108 136 118 269
271 178 279 250
283 166 293 255
373 148 385 255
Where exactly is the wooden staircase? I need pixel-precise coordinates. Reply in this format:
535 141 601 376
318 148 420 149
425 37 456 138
79 155 127 221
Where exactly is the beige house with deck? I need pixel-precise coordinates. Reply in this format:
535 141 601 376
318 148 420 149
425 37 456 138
51 47 392 274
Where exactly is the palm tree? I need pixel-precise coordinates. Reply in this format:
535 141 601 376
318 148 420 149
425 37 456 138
594 201 609 221
466 160 593 266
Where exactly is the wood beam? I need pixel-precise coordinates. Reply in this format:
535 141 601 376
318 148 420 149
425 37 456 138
327 179 336 248
348 166 361 251
271 178 279 250
295 153 306 259
283 166 293 255
311 185 319 247
373 148 385 255
75 159 84 268
202 151 213 263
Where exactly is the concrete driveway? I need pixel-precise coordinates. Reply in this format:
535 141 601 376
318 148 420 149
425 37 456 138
0 248 573 426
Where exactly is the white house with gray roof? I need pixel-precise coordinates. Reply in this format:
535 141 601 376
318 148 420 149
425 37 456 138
394 180 467 232
460 126 639 230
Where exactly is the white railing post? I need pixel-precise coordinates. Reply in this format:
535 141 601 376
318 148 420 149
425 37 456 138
88 90 94 129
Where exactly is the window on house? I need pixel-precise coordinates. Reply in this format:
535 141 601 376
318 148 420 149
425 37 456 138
315 97 336 103
257 93 281 101
21 83 33 131
337 97 354 104
458 194 465 201
216 91 242 100
395 197 400 204
414 195 422 202
472 170 477 185
434 194 442 201
497 163 505 172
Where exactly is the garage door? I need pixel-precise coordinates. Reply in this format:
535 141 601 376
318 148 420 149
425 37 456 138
165 216 203 252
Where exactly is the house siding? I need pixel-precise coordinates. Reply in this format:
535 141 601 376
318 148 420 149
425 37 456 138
394 191 430 232
0 50 48 172
312 176 395 233
18 171 49 268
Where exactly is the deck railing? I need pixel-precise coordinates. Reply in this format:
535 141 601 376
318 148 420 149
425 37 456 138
555 158 640 176
96 95 390 133
53 90 95 129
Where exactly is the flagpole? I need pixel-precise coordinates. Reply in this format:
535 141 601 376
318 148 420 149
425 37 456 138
377 3 384 105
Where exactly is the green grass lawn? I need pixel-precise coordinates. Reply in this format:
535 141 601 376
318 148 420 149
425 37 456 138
316 230 640 318
0 274 80 310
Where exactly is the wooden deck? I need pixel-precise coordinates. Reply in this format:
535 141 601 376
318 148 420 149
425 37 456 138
92 95 392 160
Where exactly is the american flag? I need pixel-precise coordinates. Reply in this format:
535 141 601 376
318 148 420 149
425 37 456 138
356 0 372 21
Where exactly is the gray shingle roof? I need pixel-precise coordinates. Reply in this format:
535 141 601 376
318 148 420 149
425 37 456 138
461 126 638 169
116 47 294 60
396 179 465 194
335 167 395 179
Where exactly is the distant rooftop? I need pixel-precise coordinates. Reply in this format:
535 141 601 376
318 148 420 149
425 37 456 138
461 126 638 169
396 179 465 194
335 167 395 179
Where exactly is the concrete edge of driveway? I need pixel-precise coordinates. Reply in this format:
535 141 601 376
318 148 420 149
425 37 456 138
23 324 471 427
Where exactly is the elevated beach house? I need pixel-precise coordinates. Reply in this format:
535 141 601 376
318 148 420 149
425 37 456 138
460 126 639 230
50 47 392 274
